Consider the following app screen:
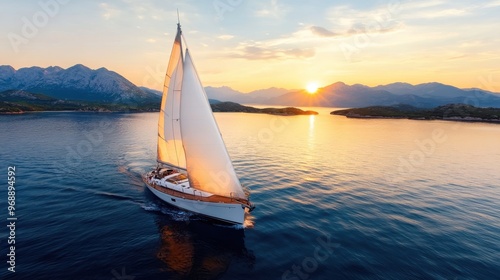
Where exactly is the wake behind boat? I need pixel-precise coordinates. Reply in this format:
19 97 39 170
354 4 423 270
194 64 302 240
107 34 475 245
142 20 254 224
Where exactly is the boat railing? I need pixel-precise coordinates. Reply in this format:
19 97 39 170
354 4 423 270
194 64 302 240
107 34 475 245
193 189 200 197
229 192 254 209
146 175 253 208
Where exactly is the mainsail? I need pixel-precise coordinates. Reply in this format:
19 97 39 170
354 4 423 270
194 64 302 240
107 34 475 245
157 25 186 169
180 50 246 199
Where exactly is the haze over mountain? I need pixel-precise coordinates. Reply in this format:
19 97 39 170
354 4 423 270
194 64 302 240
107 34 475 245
204 86 290 104
206 82 500 108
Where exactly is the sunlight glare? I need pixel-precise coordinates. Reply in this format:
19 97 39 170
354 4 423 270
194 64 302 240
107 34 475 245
306 82 319 94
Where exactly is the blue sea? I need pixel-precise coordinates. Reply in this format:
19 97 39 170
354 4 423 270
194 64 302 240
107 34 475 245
0 110 499 279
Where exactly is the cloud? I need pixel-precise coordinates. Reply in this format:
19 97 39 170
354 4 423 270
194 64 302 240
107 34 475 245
217 35 234 40
399 1 479 20
99 3 121 20
459 41 485 48
255 0 288 18
323 4 404 38
346 21 403 35
447 54 467 60
308 21 402 39
410 8 468 19
402 0 446 10
229 44 315 60
483 0 500 7
310 26 338 37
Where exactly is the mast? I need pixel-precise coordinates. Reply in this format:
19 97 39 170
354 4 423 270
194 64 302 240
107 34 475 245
177 9 180 26
157 21 186 170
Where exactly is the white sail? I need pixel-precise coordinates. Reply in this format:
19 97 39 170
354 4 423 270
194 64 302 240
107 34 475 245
157 28 186 169
180 50 246 199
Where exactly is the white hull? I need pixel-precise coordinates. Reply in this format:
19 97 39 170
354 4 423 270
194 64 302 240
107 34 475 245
145 182 245 224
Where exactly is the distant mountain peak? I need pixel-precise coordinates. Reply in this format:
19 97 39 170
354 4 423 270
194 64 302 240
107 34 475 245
67 64 92 71
378 82 413 87
43 66 63 75
321 81 347 92
352 83 371 89
0 65 16 72
96 67 110 72
205 85 238 91
332 81 346 86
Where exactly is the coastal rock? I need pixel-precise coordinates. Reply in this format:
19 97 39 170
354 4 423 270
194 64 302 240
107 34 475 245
211 102 318 116
331 103 500 124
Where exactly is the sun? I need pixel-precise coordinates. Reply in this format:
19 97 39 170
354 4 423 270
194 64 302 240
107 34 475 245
306 82 319 94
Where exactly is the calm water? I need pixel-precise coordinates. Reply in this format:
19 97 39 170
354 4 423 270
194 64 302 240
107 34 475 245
0 110 499 279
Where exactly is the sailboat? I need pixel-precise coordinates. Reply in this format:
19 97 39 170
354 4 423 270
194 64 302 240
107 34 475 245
143 20 254 225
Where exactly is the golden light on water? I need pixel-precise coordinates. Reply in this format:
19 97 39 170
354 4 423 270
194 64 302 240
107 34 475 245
306 82 319 94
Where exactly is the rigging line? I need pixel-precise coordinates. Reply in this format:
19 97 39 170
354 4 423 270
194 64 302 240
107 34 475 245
181 34 190 52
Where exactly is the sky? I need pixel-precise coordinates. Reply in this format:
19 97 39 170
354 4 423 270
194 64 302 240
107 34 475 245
2 0 500 93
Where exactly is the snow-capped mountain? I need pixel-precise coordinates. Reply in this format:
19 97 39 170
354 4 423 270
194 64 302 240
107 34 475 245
0 64 160 104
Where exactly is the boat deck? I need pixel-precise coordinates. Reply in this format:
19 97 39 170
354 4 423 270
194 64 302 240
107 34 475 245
142 174 251 206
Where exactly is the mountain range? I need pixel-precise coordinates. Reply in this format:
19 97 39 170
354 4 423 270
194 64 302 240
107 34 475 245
0 64 160 105
206 82 500 108
205 86 291 104
1 64 500 110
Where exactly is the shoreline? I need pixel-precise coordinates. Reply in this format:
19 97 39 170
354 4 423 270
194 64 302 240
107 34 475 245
341 114 500 124
332 104 500 125
0 105 318 116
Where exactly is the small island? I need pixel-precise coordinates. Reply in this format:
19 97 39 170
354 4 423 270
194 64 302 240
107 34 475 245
331 104 500 123
210 101 318 116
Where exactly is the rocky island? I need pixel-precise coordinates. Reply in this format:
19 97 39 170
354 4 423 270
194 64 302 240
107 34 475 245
210 101 318 116
331 104 500 123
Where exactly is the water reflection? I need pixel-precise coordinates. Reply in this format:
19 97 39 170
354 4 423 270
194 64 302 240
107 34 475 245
155 217 255 279
309 114 315 131
308 114 316 151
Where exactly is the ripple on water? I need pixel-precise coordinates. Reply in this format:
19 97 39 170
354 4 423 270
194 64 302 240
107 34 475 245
2 112 500 279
